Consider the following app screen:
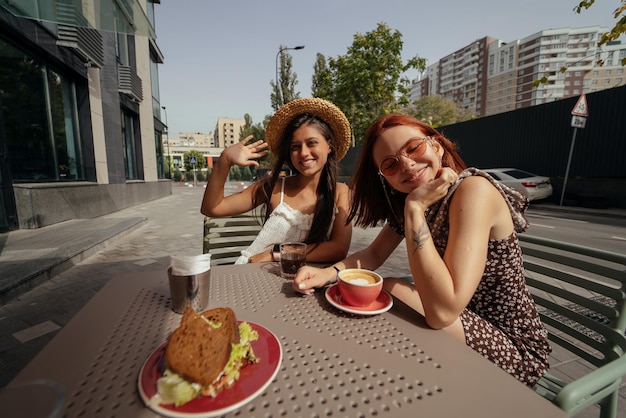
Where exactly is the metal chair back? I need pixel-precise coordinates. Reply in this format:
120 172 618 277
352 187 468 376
519 234 626 418
203 216 261 265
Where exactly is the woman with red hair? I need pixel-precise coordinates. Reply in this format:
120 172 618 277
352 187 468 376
294 113 550 387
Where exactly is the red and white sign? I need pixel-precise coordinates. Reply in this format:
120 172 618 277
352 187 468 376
571 94 589 117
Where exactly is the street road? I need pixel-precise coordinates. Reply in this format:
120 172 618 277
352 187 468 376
525 208 626 254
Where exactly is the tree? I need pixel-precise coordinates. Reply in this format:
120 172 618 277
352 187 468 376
229 165 242 181
312 23 426 144
405 95 474 128
239 113 272 169
240 113 266 142
183 150 206 172
311 53 333 98
534 0 626 86
240 166 253 181
270 46 301 111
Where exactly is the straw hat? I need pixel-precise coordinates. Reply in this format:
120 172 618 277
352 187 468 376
265 98 351 161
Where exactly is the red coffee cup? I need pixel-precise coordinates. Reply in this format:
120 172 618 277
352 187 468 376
337 268 383 307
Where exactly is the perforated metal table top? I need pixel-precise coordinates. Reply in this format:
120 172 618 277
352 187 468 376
11 263 565 417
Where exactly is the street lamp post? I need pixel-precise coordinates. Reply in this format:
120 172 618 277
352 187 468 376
275 45 304 105
161 106 170 178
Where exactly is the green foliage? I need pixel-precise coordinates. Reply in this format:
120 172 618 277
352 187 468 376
271 46 301 111
165 155 173 179
312 22 426 144
240 113 266 142
172 167 182 182
239 114 272 169
229 165 242 181
311 53 333 98
405 95 474 127
240 166 253 181
183 150 206 172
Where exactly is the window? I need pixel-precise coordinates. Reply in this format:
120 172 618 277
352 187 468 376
0 37 83 181
121 109 140 180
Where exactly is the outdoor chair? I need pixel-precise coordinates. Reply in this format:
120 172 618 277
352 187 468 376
519 234 626 418
202 215 261 265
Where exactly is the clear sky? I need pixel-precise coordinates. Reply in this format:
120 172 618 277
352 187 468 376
154 0 621 137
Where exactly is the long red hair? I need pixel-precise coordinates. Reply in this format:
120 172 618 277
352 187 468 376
348 114 466 228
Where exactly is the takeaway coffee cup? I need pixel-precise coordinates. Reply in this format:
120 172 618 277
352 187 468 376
167 268 211 314
337 268 383 307
168 254 211 314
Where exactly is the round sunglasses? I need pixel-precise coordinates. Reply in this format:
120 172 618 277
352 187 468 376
378 137 431 177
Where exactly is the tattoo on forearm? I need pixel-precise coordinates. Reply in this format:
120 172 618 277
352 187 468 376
411 222 430 252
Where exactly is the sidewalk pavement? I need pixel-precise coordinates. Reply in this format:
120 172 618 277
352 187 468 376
0 182 624 417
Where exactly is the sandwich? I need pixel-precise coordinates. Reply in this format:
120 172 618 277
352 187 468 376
151 306 259 407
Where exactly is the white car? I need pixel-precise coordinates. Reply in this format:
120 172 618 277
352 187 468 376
483 168 553 201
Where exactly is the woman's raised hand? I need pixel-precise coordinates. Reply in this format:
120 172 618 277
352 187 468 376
223 135 269 167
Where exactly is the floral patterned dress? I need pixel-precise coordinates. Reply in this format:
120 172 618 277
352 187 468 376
395 167 551 387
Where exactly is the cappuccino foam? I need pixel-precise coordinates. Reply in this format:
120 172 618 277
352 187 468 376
341 271 378 285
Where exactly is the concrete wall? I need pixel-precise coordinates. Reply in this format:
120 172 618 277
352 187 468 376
13 181 171 229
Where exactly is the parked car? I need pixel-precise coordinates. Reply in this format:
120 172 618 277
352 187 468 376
482 168 553 201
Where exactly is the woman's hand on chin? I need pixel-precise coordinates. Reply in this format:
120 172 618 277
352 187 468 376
407 167 458 210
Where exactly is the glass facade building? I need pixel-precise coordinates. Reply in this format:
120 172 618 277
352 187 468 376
0 0 168 230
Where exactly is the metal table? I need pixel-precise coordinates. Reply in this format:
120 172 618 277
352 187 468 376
10 263 565 417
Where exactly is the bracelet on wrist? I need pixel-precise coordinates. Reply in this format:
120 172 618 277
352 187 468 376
326 265 340 284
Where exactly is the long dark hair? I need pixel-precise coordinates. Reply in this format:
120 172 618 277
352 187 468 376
252 113 339 245
348 113 466 229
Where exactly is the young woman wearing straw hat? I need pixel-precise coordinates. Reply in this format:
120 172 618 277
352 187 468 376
201 98 353 264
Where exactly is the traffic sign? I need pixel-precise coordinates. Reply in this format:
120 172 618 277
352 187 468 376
189 156 197 165
571 94 588 117
571 115 587 129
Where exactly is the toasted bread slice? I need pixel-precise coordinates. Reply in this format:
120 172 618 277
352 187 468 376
200 307 239 345
165 307 238 386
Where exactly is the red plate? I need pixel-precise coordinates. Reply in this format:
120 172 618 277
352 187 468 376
138 322 282 417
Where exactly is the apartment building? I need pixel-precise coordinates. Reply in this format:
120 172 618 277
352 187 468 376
165 132 223 169
411 26 626 118
485 39 520 115
584 40 626 93
0 0 169 230
213 117 245 149
438 37 496 117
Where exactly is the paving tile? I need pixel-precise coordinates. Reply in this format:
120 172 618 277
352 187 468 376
12 321 61 343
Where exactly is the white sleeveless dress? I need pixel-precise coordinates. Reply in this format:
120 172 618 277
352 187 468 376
235 178 332 264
